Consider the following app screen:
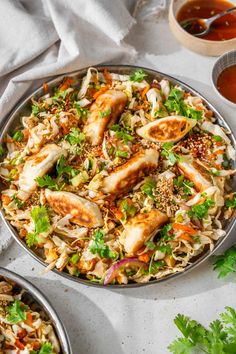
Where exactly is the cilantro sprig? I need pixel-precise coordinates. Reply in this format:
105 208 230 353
161 142 181 165
7 300 28 323
130 69 147 82
38 342 53 354
188 198 215 220
213 247 236 278
65 127 85 146
120 200 137 221
26 206 50 247
168 307 236 354
12 130 24 142
89 230 117 259
226 197 236 209
164 88 202 120
141 178 156 199
110 125 134 145
174 175 194 198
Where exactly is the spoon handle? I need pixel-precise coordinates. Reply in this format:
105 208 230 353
207 6 236 25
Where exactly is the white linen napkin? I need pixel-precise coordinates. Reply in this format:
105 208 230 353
0 0 137 253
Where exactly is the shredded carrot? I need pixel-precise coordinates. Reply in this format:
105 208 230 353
103 68 112 85
19 228 27 238
26 312 33 325
215 141 223 146
179 233 193 243
1 194 11 205
173 223 197 235
15 339 25 350
32 342 41 350
138 253 150 263
24 129 29 139
43 82 48 93
59 77 74 91
93 85 109 99
215 149 224 155
141 85 150 98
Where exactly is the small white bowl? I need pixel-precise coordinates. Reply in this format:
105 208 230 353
212 49 236 108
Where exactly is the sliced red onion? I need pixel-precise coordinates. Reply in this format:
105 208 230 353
104 257 146 285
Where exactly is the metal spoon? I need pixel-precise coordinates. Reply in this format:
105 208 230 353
180 6 236 37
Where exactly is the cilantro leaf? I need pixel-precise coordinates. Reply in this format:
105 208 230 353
12 194 24 209
26 206 50 248
35 175 59 190
12 130 24 142
161 142 181 165
130 69 147 82
213 247 236 278
7 300 27 323
169 307 236 354
148 255 165 274
212 135 223 142
159 223 173 241
120 199 137 221
188 198 215 220
89 230 117 259
141 178 156 199
32 104 40 116
39 342 53 354
0 145 4 156
110 125 134 145
115 150 128 158
99 108 111 118
65 127 85 146
174 175 194 198
56 155 78 181
226 197 236 209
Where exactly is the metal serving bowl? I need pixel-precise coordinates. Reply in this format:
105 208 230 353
0 267 72 353
1 65 236 288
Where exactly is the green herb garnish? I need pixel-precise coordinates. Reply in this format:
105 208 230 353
141 178 156 199
149 254 165 274
12 130 24 142
161 142 181 165
226 197 236 209
7 300 27 323
174 175 194 198
65 127 85 146
89 230 117 259
115 150 128 158
212 135 223 142
26 206 50 248
110 125 134 145
168 306 236 354
12 194 24 209
188 199 215 219
39 342 53 354
120 200 137 221
99 108 111 118
213 247 236 278
130 69 147 82
35 175 59 190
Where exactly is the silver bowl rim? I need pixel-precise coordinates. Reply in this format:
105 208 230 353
0 267 72 353
1 64 236 289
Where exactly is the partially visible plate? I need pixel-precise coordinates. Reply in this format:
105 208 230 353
1 65 236 288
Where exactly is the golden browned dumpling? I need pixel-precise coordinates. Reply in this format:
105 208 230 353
45 189 103 228
177 157 212 192
18 144 67 200
136 116 196 143
101 148 159 195
83 90 127 145
120 209 168 255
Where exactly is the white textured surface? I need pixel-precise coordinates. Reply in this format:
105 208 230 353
1 14 236 354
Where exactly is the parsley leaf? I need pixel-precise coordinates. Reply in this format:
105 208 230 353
35 175 59 190
161 142 181 165
7 300 27 323
39 342 53 354
99 108 111 118
213 247 236 278
130 69 147 82
65 127 85 146
12 130 24 142
89 230 117 259
141 178 156 199
226 197 236 209
110 125 134 145
188 198 215 219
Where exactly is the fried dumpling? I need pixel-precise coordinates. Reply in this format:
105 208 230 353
18 144 67 200
136 116 196 143
45 189 103 228
83 90 127 145
101 148 159 195
177 156 212 192
120 209 168 255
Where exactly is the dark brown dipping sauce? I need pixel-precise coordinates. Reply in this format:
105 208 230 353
177 0 236 41
217 65 236 103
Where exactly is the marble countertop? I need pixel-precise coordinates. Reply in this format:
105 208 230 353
1 12 236 354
